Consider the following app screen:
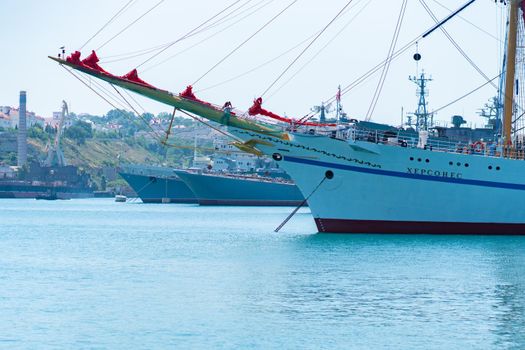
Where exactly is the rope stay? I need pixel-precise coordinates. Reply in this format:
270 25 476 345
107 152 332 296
62 66 246 156
365 0 408 121
96 0 166 52
260 0 355 98
102 0 261 65
430 0 501 42
196 29 319 93
142 0 275 73
274 174 328 232
265 0 373 102
191 0 298 86
79 0 136 51
318 0 490 112
432 73 501 115
419 0 497 90
135 0 244 69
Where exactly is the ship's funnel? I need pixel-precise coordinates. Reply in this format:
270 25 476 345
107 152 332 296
17 91 27 167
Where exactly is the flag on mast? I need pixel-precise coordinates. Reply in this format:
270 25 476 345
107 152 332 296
335 85 341 103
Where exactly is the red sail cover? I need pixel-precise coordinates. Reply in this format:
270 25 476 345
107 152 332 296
248 97 336 127
249 97 290 123
178 85 214 107
121 69 154 88
81 50 110 74
66 51 82 65
180 85 197 100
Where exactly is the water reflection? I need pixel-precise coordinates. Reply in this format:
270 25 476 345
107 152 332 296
278 234 525 348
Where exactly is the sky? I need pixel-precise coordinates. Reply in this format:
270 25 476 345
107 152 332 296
0 0 508 128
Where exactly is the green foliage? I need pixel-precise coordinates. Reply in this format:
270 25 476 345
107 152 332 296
107 178 129 188
93 130 119 139
27 124 48 141
142 112 154 123
44 124 56 135
64 120 93 144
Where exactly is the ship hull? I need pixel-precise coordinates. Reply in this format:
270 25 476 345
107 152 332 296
314 218 525 234
0 182 93 199
118 169 197 204
174 170 305 206
227 127 525 234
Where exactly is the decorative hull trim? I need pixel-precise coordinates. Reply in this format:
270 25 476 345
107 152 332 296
315 218 525 235
198 199 304 206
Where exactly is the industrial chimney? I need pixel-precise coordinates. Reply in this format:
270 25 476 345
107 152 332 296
17 91 27 167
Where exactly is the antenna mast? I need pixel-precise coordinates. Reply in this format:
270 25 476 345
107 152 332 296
408 72 433 131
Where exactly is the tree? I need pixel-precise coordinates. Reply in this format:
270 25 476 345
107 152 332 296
100 175 107 191
28 124 48 141
142 112 154 123
64 120 93 144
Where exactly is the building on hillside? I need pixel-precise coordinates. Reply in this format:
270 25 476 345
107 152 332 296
0 132 17 153
0 106 45 128
0 112 11 129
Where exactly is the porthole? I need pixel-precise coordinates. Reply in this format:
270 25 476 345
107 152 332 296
456 162 461 166
488 166 493 170
417 158 422 162
496 166 501 171
410 157 414 161
449 161 453 166
272 153 283 161
465 163 469 167
425 159 430 163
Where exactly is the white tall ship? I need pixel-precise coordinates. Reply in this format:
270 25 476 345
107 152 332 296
52 0 525 233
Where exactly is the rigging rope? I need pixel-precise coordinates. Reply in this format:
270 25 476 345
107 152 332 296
318 0 496 111
110 84 166 140
122 88 148 115
135 0 244 69
79 0 136 51
430 0 501 42
419 0 497 90
260 0 355 98
365 0 408 121
62 66 244 154
432 73 501 114
176 109 241 142
191 0 298 86
141 0 275 73
274 174 328 232
63 66 171 145
102 0 259 64
196 29 318 93
265 0 372 102
96 0 165 51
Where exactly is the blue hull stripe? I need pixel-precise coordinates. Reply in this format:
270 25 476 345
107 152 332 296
284 155 525 191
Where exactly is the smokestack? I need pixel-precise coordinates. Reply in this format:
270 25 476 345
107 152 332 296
17 91 27 167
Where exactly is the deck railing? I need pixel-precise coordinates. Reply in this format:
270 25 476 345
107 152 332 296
293 125 525 160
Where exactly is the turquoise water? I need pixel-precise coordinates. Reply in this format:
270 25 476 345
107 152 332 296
0 199 524 349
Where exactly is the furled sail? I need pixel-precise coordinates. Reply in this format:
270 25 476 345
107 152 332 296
49 51 287 139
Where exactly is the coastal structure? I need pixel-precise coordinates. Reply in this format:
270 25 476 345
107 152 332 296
17 91 27 167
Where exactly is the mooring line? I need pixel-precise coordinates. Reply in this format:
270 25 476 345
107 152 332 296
274 174 329 232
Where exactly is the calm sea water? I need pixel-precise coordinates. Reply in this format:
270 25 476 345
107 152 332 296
0 198 524 349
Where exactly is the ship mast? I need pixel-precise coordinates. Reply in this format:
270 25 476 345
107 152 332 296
503 0 519 148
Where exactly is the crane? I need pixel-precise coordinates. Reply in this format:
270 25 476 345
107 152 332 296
44 100 68 167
